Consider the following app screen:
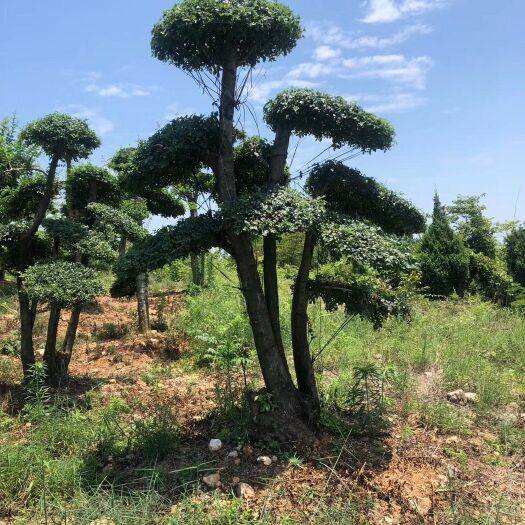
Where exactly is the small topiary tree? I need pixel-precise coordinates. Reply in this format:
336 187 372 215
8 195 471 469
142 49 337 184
111 0 424 440
22 262 103 385
506 225 525 287
0 113 100 377
419 193 470 297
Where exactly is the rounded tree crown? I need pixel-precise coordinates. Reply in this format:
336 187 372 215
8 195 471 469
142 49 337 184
23 262 103 308
21 113 100 161
306 161 425 235
151 0 303 72
264 88 395 151
134 114 219 188
66 164 120 211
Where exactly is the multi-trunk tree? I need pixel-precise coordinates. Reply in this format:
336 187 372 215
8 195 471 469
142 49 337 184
0 113 101 379
112 0 424 440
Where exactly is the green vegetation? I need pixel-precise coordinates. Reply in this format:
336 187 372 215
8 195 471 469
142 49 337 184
1 1 525 523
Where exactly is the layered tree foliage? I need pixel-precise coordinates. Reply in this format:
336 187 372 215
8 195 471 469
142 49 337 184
419 194 470 297
111 0 424 440
0 113 102 380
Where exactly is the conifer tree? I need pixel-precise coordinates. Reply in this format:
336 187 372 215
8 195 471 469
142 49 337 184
419 193 470 297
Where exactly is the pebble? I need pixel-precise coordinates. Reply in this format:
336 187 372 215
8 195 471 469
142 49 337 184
257 455 272 466
209 438 223 452
227 450 239 458
202 473 221 489
242 445 254 456
235 482 255 499
232 476 240 484
234 458 241 466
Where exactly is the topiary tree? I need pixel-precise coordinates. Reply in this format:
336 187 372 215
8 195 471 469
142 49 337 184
419 193 470 297
0 113 100 377
112 0 424 440
107 146 186 330
22 262 103 385
506 225 525 287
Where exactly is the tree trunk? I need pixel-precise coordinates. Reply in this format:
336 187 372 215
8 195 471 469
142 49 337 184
43 305 61 385
60 304 81 377
136 273 150 333
262 127 293 368
17 277 35 378
216 54 315 440
16 155 59 380
291 232 321 418
263 237 287 364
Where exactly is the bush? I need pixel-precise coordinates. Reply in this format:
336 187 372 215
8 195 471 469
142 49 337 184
506 225 525 286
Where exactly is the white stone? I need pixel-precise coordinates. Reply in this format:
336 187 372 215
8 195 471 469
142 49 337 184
257 455 272 466
208 438 223 452
227 450 239 458
464 392 478 403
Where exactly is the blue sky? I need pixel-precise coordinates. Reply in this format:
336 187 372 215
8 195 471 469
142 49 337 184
1 0 524 229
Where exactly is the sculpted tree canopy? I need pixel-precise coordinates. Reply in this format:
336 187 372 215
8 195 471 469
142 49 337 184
0 113 102 380
264 88 395 151
20 113 100 162
151 0 302 72
110 0 424 442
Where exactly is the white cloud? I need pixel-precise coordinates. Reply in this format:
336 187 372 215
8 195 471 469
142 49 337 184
85 83 151 98
308 22 431 50
342 54 432 89
313 45 341 61
68 105 114 135
362 0 449 24
346 92 426 113
287 62 335 80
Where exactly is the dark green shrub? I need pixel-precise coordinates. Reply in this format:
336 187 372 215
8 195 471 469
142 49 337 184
419 194 470 297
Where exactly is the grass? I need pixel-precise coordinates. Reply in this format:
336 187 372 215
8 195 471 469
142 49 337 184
1 260 524 523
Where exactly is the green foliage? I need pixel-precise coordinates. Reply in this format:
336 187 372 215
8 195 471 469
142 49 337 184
448 194 497 258
323 363 396 433
20 113 100 161
66 163 120 211
419 194 470 297
0 334 19 357
112 213 225 297
234 136 275 194
77 229 118 267
319 220 414 277
0 115 40 189
468 251 514 305
23 261 103 308
87 202 148 242
133 115 219 189
0 173 58 221
264 89 395 151
306 161 425 235
307 261 412 328
418 402 472 436
95 321 130 341
229 187 325 237
151 0 302 72
505 225 525 286
0 222 52 270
